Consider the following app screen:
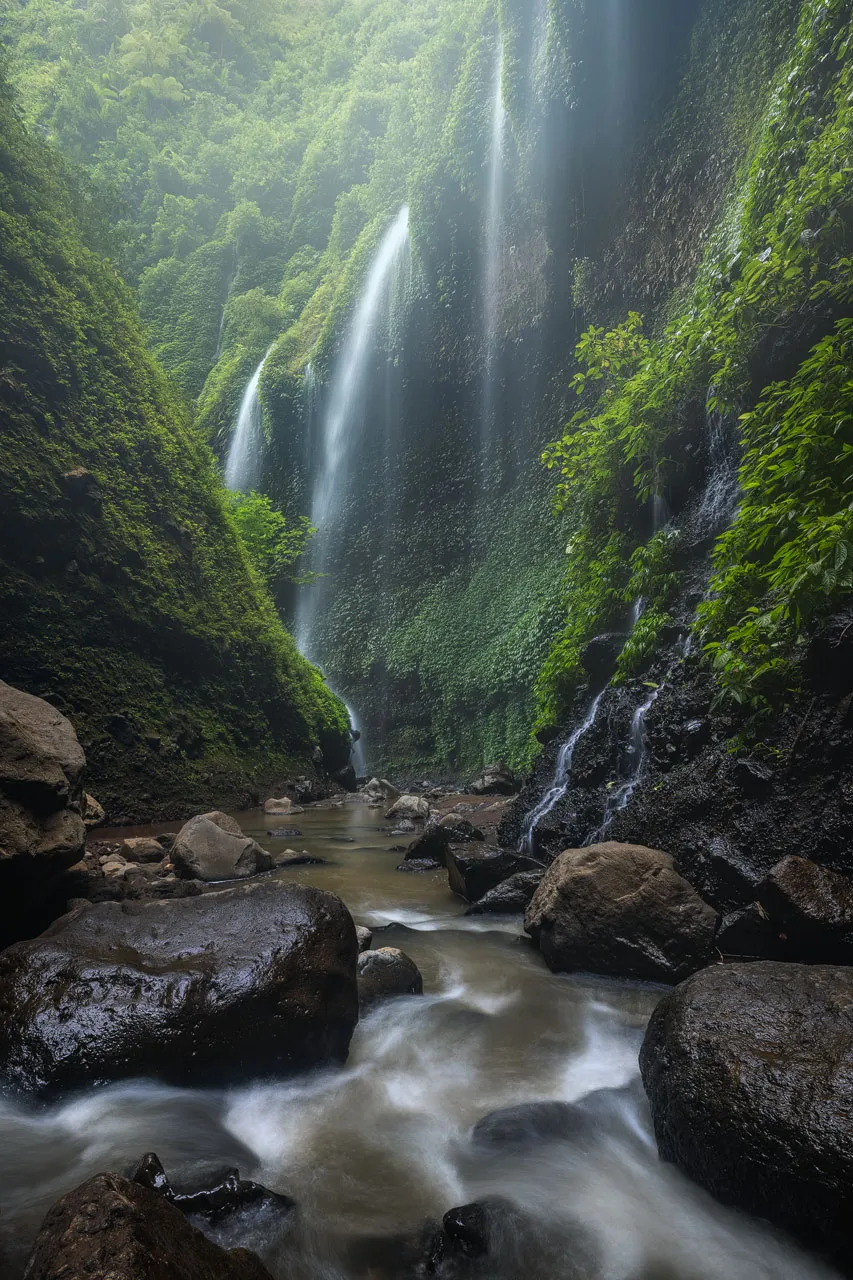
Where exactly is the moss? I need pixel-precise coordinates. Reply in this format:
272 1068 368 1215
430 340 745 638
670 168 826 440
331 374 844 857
0 70 349 819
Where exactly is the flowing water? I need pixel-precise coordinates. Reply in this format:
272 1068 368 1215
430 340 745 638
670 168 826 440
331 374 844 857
225 348 273 493
0 803 837 1280
520 694 604 855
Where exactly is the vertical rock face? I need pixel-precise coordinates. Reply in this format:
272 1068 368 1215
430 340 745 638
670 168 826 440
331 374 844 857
0 879 359 1097
524 843 718 982
0 680 87 946
640 962 853 1271
24 1173 275 1280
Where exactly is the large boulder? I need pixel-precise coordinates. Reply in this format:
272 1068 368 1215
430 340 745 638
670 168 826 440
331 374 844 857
357 947 423 1007
470 763 518 796
0 879 359 1097
172 812 272 881
465 870 543 916
756 855 853 963
447 846 540 903
640 962 853 1270
385 794 430 822
524 842 718 982
24 1173 274 1280
0 681 87 946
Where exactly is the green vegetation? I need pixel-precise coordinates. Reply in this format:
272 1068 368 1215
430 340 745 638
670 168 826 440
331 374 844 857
226 490 316 591
538 0 853 732
0 60 348 816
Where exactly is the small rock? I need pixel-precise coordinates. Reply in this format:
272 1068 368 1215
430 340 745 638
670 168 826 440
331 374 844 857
385 795 430 823
172 812 272 882
356 925 373 953
101 856 128 879
757 855 853 962
264 797 293 815
469 763 518 796
447 846 540 903
83 793 105 828
357 947 423 1007
731 758 774 795
121 837 167 864
131 1151 294 1224
391 819 416 836
266 826 303 839
465 870 543 915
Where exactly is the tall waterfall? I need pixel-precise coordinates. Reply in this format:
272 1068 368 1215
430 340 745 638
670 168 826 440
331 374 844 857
296 206 412 766
481 46 506 450
225 348 272 492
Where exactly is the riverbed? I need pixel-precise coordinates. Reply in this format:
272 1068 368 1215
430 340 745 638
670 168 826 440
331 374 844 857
0 804 838 1279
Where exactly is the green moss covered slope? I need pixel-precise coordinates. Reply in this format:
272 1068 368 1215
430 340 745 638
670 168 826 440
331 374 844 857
0 67 349 820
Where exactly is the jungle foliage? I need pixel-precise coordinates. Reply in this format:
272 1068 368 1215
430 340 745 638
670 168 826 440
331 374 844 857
0 59 348 814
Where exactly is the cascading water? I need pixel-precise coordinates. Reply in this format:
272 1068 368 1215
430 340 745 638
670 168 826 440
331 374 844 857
345 702 367 778
481 45 506 452
697 388 742 538
225 348 273 493
520 694 604 855
296 207 412 768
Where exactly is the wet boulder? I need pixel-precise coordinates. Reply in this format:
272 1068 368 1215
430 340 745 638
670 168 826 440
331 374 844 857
465 870 543 916
385 794 430 822
24 1173 274 1280
470 763 518 796
0 879 359 1097
357 946 423 1007
131 1152 294 1225
403 817 483 868
525 842 718 983
756 855 853 963
0 681 87 947
362 777 401 803
172 812 272 881
263 796 293 815
580 632 627 684
471 1086 639 1153
640 962 853 1270
356 925 373 953
447 847 540 903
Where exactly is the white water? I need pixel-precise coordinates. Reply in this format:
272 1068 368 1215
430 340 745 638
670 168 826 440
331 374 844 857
481 46 506 448
345 701 367 777
308 207 411 537
697 389 741 538
225 347 273 493
590 684 663 841
520 694 604 855
0 807 836 1280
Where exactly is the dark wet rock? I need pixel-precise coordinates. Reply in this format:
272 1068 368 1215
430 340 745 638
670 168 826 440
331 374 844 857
334 764 357 792
396 858 440 874
447 846 540 903
441 1202 494 1259
470 763 518 796
640 962 853 1270
805 607 853 695
0 680 87 948
732 758 774 795
0 879 358 1097
356 925 373 952
581 632 627 684
272 851 326 868
471 1085 641 1154
465 870 543 915
756 855 853 962
525 842 718 983
703 837 763 903
391 819 416 836
120 836 167 864
403 818 483 869
266 825 303 839
24 1172 274 1280
61 465 103 509
172 812 272 882
130 1152 294 1224
357 947 423 1007
715 903 785 959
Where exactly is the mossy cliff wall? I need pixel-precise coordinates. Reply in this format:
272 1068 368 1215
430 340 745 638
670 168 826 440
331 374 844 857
0 70 349 821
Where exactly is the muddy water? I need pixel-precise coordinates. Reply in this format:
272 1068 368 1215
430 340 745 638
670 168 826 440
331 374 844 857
0 805 838 1278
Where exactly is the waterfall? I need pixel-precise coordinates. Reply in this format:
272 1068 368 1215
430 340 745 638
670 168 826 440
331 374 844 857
697 389 741 538
224 348 272 493
589 685 663 842
345 702 367 778
296 207 412 767
520 693 604 855
481 45 506 450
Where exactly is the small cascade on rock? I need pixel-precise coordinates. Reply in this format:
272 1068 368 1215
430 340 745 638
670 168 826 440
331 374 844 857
224 347 272 492
520 693 604 855
345 702 367 778
302 360 317 475
697 388 742 538
481 44 506 455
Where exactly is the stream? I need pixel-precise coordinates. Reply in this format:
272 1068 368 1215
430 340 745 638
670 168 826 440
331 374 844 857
0 804 838 1279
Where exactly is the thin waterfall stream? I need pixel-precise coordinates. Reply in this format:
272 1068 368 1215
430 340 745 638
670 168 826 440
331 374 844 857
225 347 273 493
